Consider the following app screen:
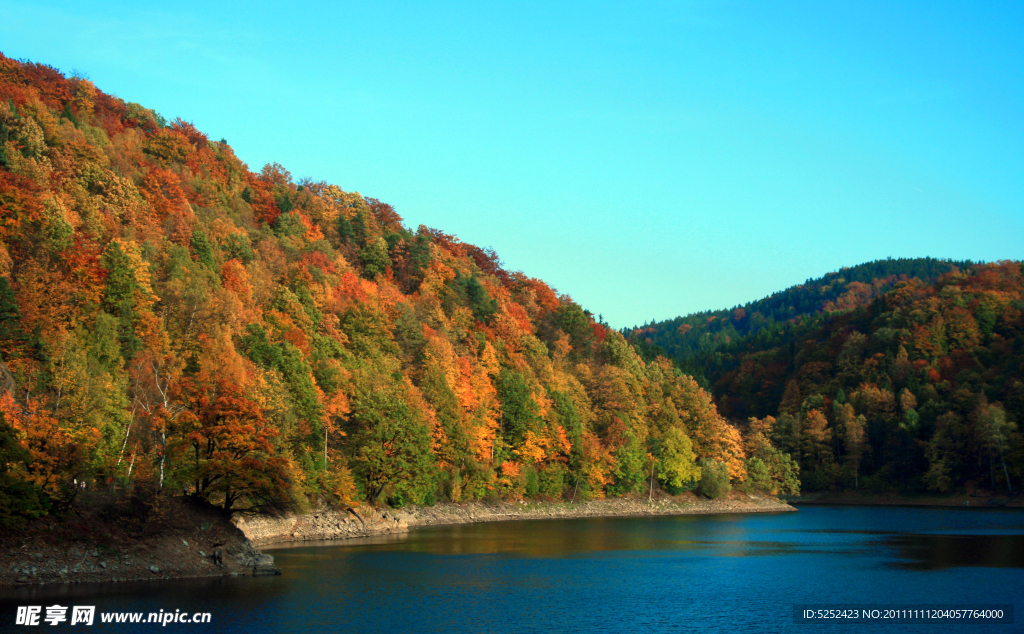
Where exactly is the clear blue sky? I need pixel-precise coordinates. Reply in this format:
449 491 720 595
4 1 1022 328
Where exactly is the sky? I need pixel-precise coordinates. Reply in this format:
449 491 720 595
3 1 1022 328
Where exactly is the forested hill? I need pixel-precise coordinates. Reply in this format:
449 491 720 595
0 54 799 527
645 261 1024 495
625 258 971 386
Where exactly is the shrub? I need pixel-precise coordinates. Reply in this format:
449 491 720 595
538 463 565 499
696 458 731 499
741 457 772 493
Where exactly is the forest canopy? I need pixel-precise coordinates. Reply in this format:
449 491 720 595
0 54 797 523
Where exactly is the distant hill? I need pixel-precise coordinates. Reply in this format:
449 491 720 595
631 260 1024 494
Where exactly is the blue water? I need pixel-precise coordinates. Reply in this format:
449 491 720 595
1 506 1021 632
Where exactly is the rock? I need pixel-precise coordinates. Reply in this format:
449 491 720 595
251 553 280 576
99 562 107 569
16 576 27 583
149 565 160 574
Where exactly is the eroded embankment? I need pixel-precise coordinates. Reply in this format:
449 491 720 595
0 496 279 587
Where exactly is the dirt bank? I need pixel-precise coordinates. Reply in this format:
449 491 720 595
238 491 796 547
0 496 278 588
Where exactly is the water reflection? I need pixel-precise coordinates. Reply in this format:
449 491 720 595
268 509 1024 570
785 517 1024 570
268 513 799 559
882 534 1024 570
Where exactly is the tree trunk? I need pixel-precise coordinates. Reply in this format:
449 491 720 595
648 464 655 502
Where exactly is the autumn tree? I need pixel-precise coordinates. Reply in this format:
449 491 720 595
655 426 700 492
0 393 95 501
177 377 294 511
0 276 29 369
842 407 868 489
497 369 541 450
607 430 646 496
976 402 1015 493
343 374 436 504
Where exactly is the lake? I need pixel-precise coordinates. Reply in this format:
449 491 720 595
1 505 1021 632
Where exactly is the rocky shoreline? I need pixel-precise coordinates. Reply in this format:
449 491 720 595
239 491 796 547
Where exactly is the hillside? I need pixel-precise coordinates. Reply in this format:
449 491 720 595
0 53 798 530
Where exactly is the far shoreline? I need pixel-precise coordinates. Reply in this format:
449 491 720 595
785 490 1022 509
